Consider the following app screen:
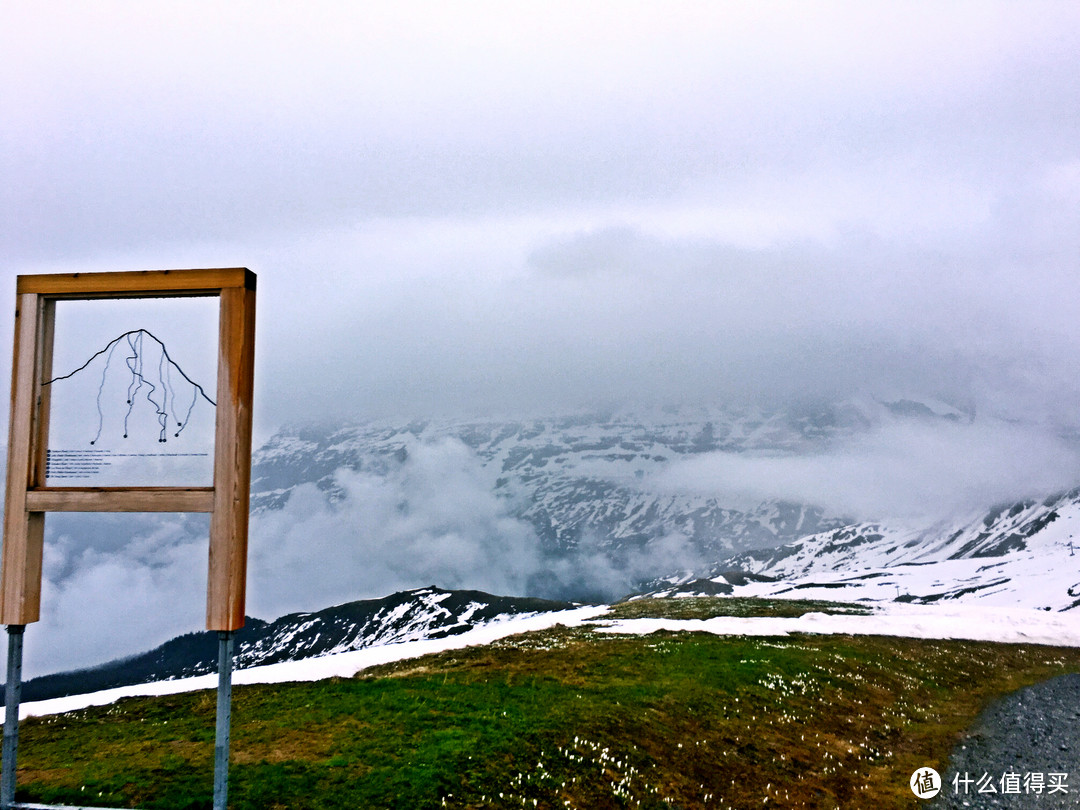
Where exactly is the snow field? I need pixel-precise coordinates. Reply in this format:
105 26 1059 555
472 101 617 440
8 600 1080 722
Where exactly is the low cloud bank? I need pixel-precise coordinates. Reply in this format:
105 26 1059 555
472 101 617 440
34 513 209 678
247 438 543 618
654 417 1080 523
25 438 696 677
21 418 1080 677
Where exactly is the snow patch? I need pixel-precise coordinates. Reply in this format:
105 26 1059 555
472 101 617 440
10 600 1080 723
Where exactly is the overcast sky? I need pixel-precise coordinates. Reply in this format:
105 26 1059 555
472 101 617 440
4 2 1080 674
3 1 1080 432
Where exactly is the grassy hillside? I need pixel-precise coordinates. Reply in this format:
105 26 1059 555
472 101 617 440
11 598 1080 809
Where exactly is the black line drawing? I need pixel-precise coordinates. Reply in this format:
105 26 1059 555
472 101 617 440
44 328 216 445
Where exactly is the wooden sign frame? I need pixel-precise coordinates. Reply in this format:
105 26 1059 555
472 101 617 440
0 269 256 631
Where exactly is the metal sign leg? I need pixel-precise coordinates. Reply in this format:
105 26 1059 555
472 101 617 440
2 625 25 810
213 631 234 810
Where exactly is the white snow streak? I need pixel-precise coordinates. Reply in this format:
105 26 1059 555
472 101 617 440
8 601 1080 722
2 606 606 722
593 603 1080 647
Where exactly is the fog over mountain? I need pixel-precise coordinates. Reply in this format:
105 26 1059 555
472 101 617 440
2 3 1080 675
26 400 1080 677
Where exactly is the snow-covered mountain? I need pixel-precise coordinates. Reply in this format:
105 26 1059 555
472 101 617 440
249 402 904 563
646 488 1080 612
21 587 574 702
23 401 1078 704
247 399 1080 607
26 478 1080 700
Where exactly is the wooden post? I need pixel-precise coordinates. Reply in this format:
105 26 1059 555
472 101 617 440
0 295 51 625
208 281 257 630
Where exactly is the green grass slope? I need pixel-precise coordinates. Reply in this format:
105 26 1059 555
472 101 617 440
11 598 1080 809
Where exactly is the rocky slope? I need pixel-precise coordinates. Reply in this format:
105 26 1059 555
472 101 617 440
248 402 910 561
20 587 574 702
645 489 1080 611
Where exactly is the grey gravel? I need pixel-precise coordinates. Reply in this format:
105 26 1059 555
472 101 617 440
928 673 1080 808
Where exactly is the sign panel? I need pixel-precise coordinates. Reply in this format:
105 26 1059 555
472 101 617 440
0 269 256 630
44 297 219 486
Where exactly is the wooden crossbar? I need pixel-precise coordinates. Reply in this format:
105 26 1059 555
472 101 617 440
24 488 215 513
16 268 254 297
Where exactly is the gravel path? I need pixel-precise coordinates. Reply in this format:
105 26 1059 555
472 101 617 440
928 673 1080 808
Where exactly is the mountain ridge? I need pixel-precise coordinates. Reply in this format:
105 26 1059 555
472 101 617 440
248 403 900 578
19 587 577 703
644 488 1080 611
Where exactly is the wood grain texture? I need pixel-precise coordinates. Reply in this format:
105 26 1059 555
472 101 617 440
17 268 254 297
2 270 257 630
1 294 45 624
30 299 55 489
207 283 256 631
25 488 214 513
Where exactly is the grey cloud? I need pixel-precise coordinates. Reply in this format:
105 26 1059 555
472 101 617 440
515 211 1080 426
5 1 1080 675
4 3 1080 264
26 438 545 676
24 436 712 676
31 514 209 677
246 437 544 618
653 416 1080 524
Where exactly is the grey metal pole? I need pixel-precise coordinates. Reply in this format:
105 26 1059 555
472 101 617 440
213 630 234 810
2 625 25 810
